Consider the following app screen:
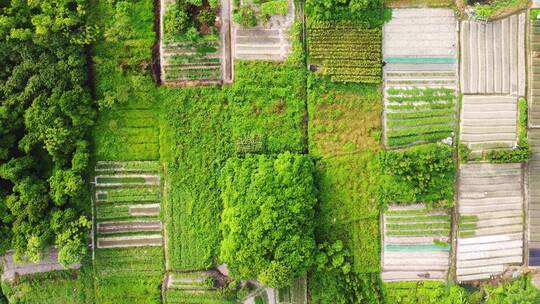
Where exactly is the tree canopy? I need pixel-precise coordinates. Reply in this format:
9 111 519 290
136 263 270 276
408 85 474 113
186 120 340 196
219 152 317 288
0 0 95 265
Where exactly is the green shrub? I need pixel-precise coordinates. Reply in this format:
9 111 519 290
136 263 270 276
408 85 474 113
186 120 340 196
220 153 317 288
164 5 190 38
379 143 455 207
261 0 288 17
531 8 540 20
233 5 257 27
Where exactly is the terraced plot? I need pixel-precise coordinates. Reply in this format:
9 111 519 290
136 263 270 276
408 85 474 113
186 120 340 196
381 204 451 282
160 0 226 85
165 271 235 304
93 161 165 302
233 0 293 61
94 161 163 249
460 13 526 95
456 163 523 282
384 87 456 148
308 21 382 83
528 129 540 266
1 249 80 282
530 18 540 126
460 95 518 156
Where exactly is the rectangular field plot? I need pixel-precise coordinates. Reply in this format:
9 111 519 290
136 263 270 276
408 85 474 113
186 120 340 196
460 95 518 155
165 271 236 303
94 247 164 303
381 204 451 282
528 129 540 266
382 9 457 149
460 13 526 95
456 163 523 282
93 161 165 302
308 21 382 84
384 9 457 59
160 0 229 85
233 0 294 61
530 19 540 126
384 87 456 148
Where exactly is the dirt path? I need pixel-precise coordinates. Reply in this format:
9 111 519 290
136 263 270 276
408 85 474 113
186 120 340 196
221 0 233 83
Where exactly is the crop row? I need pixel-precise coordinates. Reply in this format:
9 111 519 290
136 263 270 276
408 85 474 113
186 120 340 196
331 75 382 84
386 102 455 111
386 215 451 223
387 131 452 147
386 124 454 140
386 229 450 236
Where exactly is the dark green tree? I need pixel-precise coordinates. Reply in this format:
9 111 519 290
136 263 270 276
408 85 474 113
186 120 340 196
220 152 317 288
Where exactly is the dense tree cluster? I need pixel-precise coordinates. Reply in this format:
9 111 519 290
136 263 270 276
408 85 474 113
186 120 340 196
0 0 96 265
305 0 390 26
219 152 317 288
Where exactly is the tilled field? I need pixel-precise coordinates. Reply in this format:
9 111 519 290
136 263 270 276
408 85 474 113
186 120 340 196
94 161 164 249
530 19 540 126
384 8 457 59
381 204 451 282
460 13 526 95
460 95 518 156
529 129 540 266
383 8 457 149
233 0 293 61
456 163 523 282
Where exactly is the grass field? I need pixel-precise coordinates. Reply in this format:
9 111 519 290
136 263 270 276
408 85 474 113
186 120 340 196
94 248 164 303
307 75 383 302
308 76 382 157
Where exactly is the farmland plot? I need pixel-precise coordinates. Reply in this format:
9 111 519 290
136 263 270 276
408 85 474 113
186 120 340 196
164 271 235 303
460 95 518 156
93 161 165 303
456 163 523 282
160 0 229 85
530 18 540 126
528 129 540 266
460 13 526 95
94 161 163 248
233 0 294 61
308 21 382 83
383 9 457 148
381 204 451 282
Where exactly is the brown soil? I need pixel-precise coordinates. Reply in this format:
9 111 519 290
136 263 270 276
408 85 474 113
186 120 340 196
98 221 162 233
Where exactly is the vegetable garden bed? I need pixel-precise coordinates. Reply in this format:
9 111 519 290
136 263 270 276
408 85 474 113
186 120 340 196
308 21 382 84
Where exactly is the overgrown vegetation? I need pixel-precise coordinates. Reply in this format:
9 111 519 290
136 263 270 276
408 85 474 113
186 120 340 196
162 60 306 271
307 74 383 303
94 248 164 303
1 263 94 303
474 0 529 19
305 0 389 27
220 153 316 288
383 281 469 303
0 0 96 266
379 144 455 207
